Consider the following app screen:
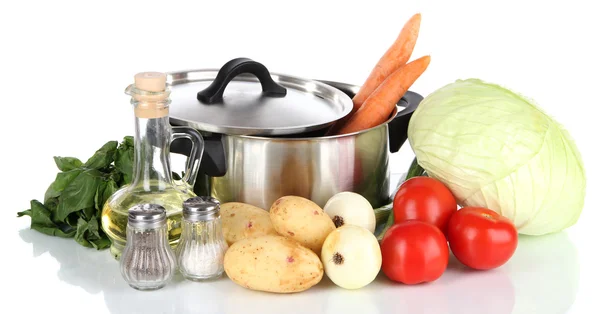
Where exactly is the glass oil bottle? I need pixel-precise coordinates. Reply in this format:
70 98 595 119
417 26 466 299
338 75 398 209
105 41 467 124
101 72 204 259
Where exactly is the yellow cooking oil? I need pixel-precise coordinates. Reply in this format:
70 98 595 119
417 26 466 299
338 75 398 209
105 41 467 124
101 182 196 260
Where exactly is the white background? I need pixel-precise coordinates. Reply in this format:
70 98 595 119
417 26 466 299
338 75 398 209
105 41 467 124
1 0 598 313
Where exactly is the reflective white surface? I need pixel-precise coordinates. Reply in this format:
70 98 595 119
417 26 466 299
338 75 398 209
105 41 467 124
8 174 586 314
13 226 580 314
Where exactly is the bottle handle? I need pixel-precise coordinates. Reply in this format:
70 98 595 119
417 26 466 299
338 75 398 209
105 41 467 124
170 126 204 188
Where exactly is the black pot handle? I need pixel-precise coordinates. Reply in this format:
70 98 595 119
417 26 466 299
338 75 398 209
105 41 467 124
388 91 423 153
197 57 287 103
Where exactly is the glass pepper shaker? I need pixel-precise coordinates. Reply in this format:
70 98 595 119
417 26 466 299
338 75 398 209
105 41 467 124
120 204 176 290
175 196 228 281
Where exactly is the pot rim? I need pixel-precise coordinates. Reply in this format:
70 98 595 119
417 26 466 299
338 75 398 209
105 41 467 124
166 66 353 136
233 107 397 141
234 80 414 141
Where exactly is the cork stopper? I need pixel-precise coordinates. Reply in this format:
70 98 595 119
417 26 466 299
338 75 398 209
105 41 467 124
135 72 166 92
131 72 170 119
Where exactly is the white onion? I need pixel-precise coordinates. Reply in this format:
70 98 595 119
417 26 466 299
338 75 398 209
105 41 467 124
321 225 381 289
323 192 376 233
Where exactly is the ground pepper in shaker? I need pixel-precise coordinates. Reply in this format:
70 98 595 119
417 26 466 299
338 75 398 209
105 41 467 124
175 196 228 281
120 204 176 291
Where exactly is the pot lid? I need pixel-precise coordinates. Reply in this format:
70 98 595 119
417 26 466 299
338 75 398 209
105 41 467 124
166 58 353 136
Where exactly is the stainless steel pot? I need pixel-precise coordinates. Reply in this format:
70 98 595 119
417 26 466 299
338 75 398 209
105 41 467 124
170 79 422 210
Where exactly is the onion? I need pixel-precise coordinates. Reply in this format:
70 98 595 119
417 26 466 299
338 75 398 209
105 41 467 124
321 225 381 289
323 192 376 233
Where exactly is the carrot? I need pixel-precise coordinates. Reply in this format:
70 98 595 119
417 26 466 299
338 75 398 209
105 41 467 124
326 13 422 135
353 13 421 107
336 55 431 135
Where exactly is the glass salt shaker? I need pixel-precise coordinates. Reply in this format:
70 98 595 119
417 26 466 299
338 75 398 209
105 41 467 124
175 196 228 281
120 204 176 290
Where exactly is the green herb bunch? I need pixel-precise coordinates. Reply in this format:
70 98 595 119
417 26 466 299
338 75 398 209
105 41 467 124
18 137 134 249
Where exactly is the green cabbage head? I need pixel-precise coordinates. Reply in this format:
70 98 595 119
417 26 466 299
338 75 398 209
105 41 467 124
407 79 586 235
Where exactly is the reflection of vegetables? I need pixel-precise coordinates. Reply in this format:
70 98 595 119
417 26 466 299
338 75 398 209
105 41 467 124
321 225 381 289
323 192 376 233
509 232 579 313
17 137 135 249
380 220 448 284
337 55 431 134
441 263 515 314
328 13 421 134
447 207 518 270
393 176 457 235
224 235 323 293
408 79 586 235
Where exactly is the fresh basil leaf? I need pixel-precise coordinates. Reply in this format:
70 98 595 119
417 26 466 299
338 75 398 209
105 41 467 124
44 169 83 201
29 200 55 227
102 179 118 208
55 169 103 221
32 225 76 238
84 141 118 169
57 223 76 237
17 210 31 217
65 214 79 227
45 197 59 212
94 178 118 212
91 238 111 250
87 216 101 240
115 136 134 184
20 200 76 238
94 181 107 211
122 136 134 147
74 217 92 248
19 136 135 250
44 186 59 202
109 169 122 184
53 169 83 190
82 207 96 221
53 156 83 171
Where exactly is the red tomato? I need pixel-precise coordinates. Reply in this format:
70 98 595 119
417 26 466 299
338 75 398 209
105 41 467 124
393 177 457 235
380 220 449 284
447 207 518 270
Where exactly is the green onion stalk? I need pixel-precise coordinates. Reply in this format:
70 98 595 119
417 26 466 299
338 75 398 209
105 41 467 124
374 157 426 241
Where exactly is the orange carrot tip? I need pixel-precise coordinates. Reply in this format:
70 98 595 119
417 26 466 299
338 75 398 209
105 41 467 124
337 55 431 135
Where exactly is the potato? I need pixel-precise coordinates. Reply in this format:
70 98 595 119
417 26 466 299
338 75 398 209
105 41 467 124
269 196 336 254
224 235 323 293
220 202 277 245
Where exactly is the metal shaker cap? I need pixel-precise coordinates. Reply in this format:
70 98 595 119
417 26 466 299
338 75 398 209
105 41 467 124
128 204 167 229
183 196 221 222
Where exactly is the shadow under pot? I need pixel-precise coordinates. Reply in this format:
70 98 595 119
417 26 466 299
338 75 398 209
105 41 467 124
168 57 422 210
